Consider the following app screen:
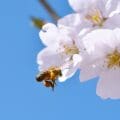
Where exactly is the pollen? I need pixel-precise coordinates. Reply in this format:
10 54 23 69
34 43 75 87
64 44 79 55
106 49 120 68
48 67 62 80
85 9 106 26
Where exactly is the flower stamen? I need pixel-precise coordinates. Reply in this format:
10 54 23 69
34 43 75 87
64 44 79 55
106 49 120 68
85 8 106 26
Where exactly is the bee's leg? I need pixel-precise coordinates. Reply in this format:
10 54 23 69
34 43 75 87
52 80 57 85
51 84 55 91
51 81 55 91
52 87 54 91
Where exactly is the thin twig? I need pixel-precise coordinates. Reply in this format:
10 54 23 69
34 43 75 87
39 0 60 21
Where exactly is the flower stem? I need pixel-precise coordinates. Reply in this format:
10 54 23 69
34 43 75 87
39 0 60 21
31 16 45 29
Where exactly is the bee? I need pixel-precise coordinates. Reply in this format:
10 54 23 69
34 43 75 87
43 80 55 90
36 67 62 90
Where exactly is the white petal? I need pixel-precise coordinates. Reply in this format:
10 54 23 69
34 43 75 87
73 54 82 66
83 29 117 59
37 46 64 70
79 53 106 82
90 0 106 17
58 69 69 82
58 14 80 27
105 0 120 16
80 65 100 82
96 68 120 99
104 14 120 29
68 0 97 12
113 28 120 44
39 23 59 46
59 66 77 82
58 13 87 33
78 28 91 38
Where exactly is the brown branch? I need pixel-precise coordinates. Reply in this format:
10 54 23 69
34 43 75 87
39 0 60 21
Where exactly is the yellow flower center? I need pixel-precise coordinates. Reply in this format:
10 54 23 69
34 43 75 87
85 9 106 26
106 49 120 68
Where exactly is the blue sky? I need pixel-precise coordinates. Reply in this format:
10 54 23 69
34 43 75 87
0 0 120 120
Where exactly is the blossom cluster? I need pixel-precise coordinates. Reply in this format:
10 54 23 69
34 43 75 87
36 0 120 99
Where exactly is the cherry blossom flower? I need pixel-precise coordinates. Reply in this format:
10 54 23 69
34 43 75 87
37 23 81 82
58 0 120 36
36 0 120 99
81 28 120 99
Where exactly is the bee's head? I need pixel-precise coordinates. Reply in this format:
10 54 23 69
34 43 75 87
36 72 44 82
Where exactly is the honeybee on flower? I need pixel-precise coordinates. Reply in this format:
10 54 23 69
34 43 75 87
36 67 62 90
36 0 120 100
82 28 120 99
